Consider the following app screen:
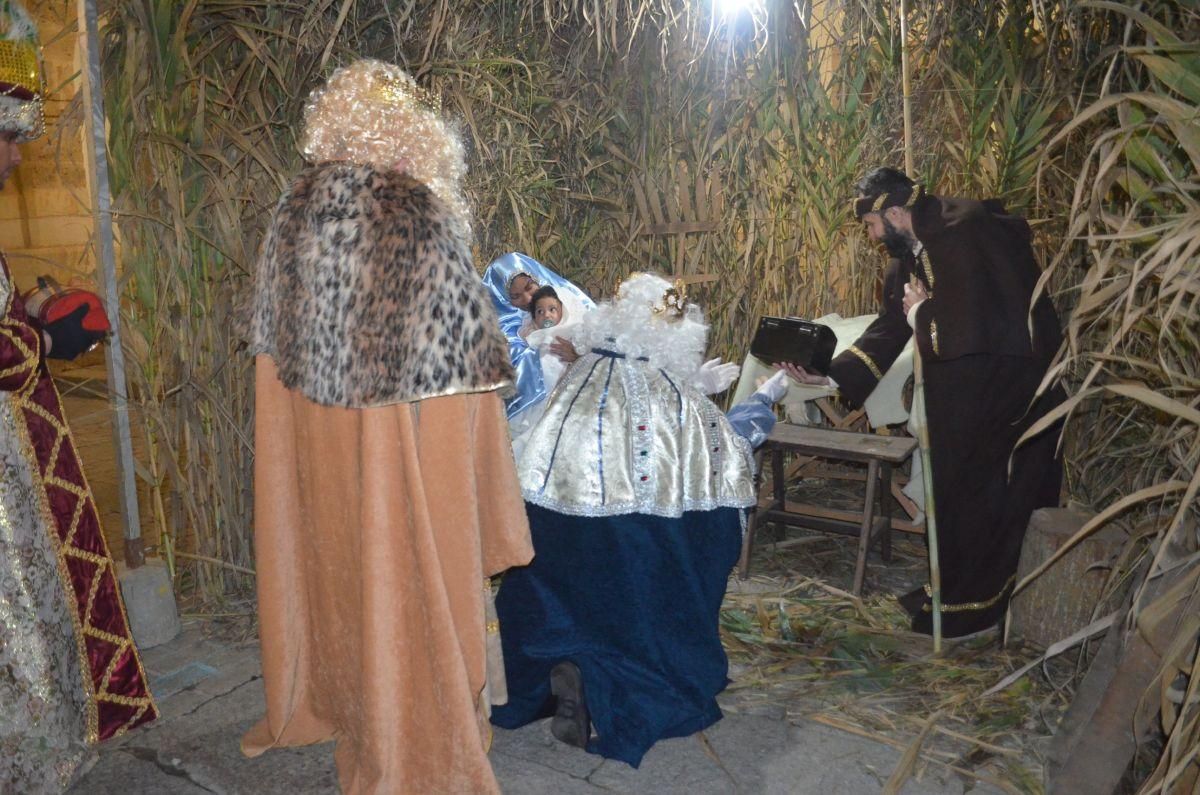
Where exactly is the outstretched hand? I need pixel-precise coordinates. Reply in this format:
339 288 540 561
693 357 740 395
775 361 830 387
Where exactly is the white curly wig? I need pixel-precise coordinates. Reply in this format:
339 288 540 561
566 272 708 381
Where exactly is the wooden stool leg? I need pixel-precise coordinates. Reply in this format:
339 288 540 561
769 446 787 543
738 510 758 578
737 447 769 578
853 459 880 596
879 461 894 562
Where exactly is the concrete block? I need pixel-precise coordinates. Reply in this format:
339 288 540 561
117 558 181 649
1010 508 1129 649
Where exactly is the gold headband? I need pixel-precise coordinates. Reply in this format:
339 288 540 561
853 183 924 219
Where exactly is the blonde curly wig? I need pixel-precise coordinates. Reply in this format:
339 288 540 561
300 59 468 223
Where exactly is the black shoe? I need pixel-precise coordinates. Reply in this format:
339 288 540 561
549 661 589 748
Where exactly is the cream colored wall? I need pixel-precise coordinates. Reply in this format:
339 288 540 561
1 1 95 296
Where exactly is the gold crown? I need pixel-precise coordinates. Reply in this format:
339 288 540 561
370 71 439 112
0 38 39 98
615 272 689 319
651 280 688 319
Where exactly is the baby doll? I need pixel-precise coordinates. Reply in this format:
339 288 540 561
525 285 587 393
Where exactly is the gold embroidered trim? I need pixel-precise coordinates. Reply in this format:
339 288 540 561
64 496 86 548
0 320 39 392
852 184 924 218
916 247 935 293
922 575 1015 613
930 319 940 356
11 392 100 743
97 635 130 695
83 624 131 647
4 260 158 739
846 345 883 381
62 546 111 567
9 355 158 742
0 320 36 358
95 692 155 708
82 558 107 637
0 355 35 381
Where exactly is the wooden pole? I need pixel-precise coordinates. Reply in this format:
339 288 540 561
900 0 936 650
899 0 915 176
911 324 943 652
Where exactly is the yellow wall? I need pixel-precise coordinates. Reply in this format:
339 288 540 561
1 1 95 296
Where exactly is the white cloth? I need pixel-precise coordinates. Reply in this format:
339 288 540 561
731 313 915 428
905 298 925 329
754 369 790 403
511 291 591 459
519 272 755 516
524 289 590 393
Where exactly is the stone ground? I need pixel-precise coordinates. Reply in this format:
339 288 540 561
59 374 1008 794
68 623 1003 795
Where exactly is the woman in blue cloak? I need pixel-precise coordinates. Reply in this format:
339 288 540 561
480 252 596 427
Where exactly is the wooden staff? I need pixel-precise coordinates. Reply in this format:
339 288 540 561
910 277 943 652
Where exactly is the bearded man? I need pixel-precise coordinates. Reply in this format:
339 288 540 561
784 167 1066 638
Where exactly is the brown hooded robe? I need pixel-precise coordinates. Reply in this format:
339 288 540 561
829 195 1065 638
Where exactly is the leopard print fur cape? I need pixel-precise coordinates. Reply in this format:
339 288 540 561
250 162 513 407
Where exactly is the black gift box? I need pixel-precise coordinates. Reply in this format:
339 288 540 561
749 316 838 375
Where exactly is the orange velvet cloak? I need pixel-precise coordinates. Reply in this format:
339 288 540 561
243 357 532 794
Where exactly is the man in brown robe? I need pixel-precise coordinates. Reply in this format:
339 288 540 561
242 60 533 794
786 167 1065 638
0 7 156 790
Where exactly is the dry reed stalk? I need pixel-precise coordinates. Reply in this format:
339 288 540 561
96 3 1194 786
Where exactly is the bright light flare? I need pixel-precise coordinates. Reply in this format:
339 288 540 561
715 0 765 18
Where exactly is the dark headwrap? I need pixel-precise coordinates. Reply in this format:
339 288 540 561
853 182 925 219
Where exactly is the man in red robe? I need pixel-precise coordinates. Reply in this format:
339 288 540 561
0 5 156 792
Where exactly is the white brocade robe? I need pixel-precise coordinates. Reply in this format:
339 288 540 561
519 349 757 518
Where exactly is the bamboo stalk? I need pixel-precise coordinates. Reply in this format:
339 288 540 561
899 0 914 176
173 552 256 576
911 328 943 652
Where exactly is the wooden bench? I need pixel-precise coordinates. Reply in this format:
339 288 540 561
737 423 917 596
